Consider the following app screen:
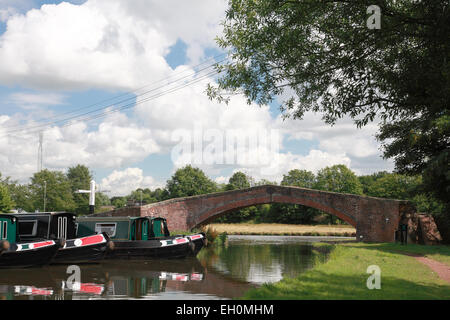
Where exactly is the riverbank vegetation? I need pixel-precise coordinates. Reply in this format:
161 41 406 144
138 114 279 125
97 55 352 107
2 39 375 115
207 223 356 237
242 243 450 300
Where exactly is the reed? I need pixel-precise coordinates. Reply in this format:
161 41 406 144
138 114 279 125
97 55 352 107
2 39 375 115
206 223 356 237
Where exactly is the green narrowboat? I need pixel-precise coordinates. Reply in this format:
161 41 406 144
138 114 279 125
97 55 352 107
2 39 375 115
76 216 205 259
11 212 112 264
0 214 61 268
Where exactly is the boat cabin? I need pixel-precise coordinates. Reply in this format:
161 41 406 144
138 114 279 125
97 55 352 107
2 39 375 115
149 217 170 238
11 212 77 242
0 215 18 244
76 216 170 240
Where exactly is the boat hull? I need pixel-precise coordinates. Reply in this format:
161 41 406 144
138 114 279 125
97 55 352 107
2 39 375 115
52 234 111 264
0 240 61 269
106 237 193 260
166 233 206 256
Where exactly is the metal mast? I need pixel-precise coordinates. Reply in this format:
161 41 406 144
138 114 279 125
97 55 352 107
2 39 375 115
37 131 43 172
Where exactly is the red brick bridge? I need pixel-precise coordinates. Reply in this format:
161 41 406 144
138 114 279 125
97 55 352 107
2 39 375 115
94 185 415 242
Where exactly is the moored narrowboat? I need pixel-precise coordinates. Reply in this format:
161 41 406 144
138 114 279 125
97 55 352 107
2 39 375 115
12 212 111 264
0 214 61 268
76 216 204 259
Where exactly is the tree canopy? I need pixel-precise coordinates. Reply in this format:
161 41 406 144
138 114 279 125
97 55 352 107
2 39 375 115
0 183 14 213
209 0 449 206
165 165 218 198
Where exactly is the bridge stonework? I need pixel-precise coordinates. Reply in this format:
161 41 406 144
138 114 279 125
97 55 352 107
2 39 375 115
93 185 415 242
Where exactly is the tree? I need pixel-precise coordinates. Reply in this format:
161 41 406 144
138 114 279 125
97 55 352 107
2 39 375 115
226 171 251 190
30 170 76 212
268 169 319 224
0 173 32 212
0 183 14 213
281 169 315 188
220 172 253 222
358 171 390 195
111 196 127 209
209 0 449 209
67 164 93 215
165 165 218 198
315 165 363 224
365 173 422 200
315 165 363 195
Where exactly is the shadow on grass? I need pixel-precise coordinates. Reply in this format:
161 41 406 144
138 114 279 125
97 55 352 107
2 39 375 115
243 269 450 300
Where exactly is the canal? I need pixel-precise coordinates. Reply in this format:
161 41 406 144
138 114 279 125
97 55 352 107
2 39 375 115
0 235 353 300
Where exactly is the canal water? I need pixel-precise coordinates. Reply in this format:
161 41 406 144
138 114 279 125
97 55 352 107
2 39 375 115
0 235 352 300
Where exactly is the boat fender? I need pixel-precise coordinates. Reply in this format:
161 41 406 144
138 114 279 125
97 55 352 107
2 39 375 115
189 241 195 253
107 241 115 251
60 239 66 248
0 240 10 252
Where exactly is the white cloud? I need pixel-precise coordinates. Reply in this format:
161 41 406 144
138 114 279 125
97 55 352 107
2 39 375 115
99 167 163 196
8 92 66 109
0 0 394 186
0 0 226 90
0 111 160 182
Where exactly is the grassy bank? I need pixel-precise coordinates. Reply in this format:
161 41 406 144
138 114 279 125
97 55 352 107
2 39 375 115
242 242 450 300
206 223 356 237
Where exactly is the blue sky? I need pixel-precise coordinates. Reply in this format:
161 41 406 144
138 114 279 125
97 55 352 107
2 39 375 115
0 0 393 196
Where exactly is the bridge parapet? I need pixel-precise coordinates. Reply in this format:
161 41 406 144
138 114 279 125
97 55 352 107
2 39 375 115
93 185 412 242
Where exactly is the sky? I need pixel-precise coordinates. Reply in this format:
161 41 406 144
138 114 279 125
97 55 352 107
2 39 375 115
0 0 394 197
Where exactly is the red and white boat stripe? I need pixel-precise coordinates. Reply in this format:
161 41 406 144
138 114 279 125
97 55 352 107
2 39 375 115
188 234 204 241
15 240 56 252
160 237 189 247
63 234 107 249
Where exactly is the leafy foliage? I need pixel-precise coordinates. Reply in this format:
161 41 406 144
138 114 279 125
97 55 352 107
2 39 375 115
0 183 14 213
165 165 218 198
210 0 450 210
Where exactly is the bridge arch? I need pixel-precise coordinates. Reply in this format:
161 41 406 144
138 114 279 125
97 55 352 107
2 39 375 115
195 193 357 228
94 185 413 242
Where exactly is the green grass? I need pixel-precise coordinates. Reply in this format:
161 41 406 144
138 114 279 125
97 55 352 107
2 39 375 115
367 242 450 266
241 243 450 300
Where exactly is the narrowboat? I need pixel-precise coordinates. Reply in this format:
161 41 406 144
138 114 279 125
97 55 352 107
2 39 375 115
12 212 112 264
0 214 61 268
76 216 205 259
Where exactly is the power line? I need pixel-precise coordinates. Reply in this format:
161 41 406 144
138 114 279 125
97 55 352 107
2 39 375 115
1 53 228 132
0 66 225 138
0 55 228 138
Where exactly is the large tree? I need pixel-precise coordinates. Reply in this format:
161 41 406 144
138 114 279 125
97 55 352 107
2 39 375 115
209 0 449 207
226 171 251 190
220 172 253 222
30 169 76 212
0 183 14 213
165 165 218 198
269 169 319 224
67 164 93 215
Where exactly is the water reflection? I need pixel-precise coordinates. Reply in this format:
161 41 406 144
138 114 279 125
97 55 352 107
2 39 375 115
0 236 331 300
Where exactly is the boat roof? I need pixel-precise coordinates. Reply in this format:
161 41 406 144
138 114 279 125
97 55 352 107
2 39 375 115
76 216 147 222
0 214 19 221
9 212 76 218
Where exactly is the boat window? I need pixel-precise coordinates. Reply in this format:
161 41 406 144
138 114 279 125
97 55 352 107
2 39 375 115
1 221 7 240
95 223 117 237
18 220 38 237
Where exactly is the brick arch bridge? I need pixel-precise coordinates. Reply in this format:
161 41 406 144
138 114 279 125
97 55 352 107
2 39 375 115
94 185 415 242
